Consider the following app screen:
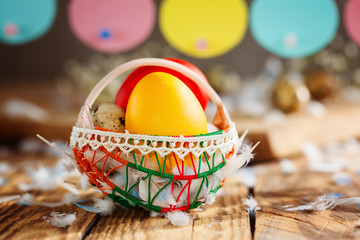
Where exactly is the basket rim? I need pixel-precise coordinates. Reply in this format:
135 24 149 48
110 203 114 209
71 122 238 142
70 122 243 160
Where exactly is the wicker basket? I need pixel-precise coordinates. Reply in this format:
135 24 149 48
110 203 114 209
70 58 254 212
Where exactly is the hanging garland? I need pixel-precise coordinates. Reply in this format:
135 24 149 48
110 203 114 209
68 0 156 53
159 0 248 59
344 0 360 47
0 0 56 45
249 0 339 58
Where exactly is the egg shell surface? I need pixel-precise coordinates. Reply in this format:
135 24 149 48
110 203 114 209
115 58 209 111
125 72 208 136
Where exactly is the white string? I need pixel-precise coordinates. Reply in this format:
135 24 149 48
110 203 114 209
70 123 241 160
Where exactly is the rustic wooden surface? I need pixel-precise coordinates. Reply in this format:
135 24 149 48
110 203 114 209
0 82 77 141
254 156 360 240
0 154 250 240
86 178 251 240
234 102 360 160
2 151 360 239
0 154 99 240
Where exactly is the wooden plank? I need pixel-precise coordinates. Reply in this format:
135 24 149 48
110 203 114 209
0 82 78 141
0 153 250 240
85 208 193 240
254 156 360 240
255 206 360 240
85 177 251 240
191 195 250 240
191 177 251 240
0 203 97 240
0 154 41 196
0 154 99 240
234 102 360 160
0 112 76 141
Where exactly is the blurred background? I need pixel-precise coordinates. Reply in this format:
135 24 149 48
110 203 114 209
0 0 267 80
1 0 360 161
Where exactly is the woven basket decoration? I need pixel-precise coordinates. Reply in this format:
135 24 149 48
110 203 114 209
70 58 255 212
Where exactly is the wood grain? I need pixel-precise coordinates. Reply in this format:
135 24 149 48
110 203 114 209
0 204 97 240
254 157 360 240
191 178 251 240
0 153 251 240
0 155 99 240
234 102 360 160
85 177 251 240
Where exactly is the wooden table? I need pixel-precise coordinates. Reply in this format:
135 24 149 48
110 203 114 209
254 157 360 240
1 150 360 240
233 102 360 160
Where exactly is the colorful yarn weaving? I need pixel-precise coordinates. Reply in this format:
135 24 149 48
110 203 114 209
71 58 254 212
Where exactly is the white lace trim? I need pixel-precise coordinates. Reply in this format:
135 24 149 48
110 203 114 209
70 123 241 159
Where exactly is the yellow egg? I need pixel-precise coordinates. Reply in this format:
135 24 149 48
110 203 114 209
125 72 207 136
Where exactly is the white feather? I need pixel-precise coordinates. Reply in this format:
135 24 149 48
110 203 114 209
302 142 323 163
37 194 80 208
285 194 360 211
166 211 193 226
306 101 326 117
62 182 81 195
0 177 6 186
214 142 258 182
19 138 44 153
280 159 297 175
17 193 35 205
150 211 161 217
0 162 12 174
264 109 287 125
234 167 258 188
0 195 21 203
332 172 352 186
139 176 176 208
308 161 346 173
3 99 49 122
243 195 260 212
43 212 76 228
303 141 349 173
108 173 126 189
18 158 80 192
93 198 116 216
80 173 89 190
37 135 77 169
205 192 216 205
